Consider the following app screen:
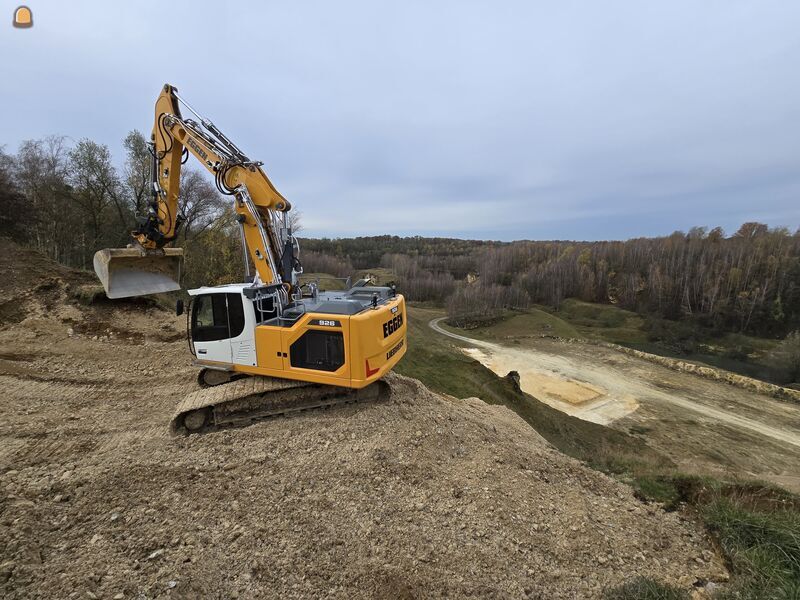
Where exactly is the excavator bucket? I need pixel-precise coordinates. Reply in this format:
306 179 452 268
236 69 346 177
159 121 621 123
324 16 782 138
93 247 184 299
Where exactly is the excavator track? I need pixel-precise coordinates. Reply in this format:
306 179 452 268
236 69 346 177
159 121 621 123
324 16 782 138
170 374 389 435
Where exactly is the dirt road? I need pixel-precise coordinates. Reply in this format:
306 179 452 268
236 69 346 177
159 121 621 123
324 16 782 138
430 317 800 488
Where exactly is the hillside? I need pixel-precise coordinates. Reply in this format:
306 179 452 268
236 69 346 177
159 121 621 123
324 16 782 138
0 240 726 598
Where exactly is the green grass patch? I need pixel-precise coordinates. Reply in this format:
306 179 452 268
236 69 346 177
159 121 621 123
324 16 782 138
548 299 649 345
604 577 688 600
631 475 684 506
298 268 398 292
354 267 396 286
630 475 800 598
444 299 649 345
706 498 800 598
451 308 580 341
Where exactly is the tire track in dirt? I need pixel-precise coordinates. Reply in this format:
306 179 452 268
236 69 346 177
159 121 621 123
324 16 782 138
429 317 800 448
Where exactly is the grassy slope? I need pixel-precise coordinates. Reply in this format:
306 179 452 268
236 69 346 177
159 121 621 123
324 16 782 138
456 300 649 345
459 298 782 384
549 300 782 383
404 304 800 598
298 269 396 293
550 299 649 345
355 268 396 286
453 307 581 341
297 273 348 291
400 305 669 473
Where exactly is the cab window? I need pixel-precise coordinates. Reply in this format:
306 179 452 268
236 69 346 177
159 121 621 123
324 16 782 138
192 294 245 342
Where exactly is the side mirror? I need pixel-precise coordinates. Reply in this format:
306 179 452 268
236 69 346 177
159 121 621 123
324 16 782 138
176 299 184 316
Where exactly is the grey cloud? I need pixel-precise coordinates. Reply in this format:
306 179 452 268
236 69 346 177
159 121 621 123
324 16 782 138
1 0 798 240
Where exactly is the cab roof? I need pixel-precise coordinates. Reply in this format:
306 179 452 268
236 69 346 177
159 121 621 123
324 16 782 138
187 283 249 296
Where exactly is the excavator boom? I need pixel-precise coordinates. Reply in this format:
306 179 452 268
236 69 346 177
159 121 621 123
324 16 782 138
94 84 292 298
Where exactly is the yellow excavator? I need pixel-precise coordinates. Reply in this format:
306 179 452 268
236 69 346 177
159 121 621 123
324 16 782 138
94 84 406 434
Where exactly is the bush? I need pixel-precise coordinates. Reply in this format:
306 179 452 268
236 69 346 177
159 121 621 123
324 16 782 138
644 317 700 354
770 331 800 384
446 283 530 328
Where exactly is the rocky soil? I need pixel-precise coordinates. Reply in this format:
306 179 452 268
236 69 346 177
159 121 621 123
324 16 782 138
0 240 727 598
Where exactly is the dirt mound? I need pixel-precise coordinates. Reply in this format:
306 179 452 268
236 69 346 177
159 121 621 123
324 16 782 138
1 368 725 599
0 242 726 598
0 238 176 345
0 238 88 327
0 237 94 296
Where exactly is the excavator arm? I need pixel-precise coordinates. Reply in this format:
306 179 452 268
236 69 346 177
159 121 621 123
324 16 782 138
95 84 300 298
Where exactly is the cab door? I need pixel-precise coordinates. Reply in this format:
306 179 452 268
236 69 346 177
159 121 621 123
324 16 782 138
191 293 233 364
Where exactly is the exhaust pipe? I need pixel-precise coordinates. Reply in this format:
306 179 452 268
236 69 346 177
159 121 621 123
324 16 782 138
93 247 184 299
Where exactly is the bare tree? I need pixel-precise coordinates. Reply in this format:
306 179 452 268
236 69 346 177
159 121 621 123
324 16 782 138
68 139 128 265
12 136 77 264
0 152 29 242
288 210 303 234
122 129 152 218
176 169 227 240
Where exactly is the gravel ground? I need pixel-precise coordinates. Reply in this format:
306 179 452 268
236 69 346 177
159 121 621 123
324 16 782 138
0 240 727 598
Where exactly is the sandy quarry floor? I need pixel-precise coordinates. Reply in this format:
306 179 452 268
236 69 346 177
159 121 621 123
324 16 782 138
430 317 800 492
462 346 638 421
0 241 728 598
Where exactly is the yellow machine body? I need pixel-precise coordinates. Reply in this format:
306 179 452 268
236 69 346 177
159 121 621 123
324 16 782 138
187 284 406 390
192 293 405 387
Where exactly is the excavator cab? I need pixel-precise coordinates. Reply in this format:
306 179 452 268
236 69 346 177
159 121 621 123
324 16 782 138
93 247 183 299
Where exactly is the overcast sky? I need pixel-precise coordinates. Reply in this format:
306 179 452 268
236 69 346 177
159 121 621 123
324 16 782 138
2 1 799 240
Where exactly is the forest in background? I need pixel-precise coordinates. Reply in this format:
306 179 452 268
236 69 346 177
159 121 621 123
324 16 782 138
0 134 249 290
2 134 799 382
303 229 800 335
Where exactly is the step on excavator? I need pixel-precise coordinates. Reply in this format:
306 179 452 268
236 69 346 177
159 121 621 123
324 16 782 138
94 84 407 434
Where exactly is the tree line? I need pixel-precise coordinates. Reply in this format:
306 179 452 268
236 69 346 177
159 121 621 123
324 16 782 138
0 133 244 289
303 227 800 337
3 134 798 343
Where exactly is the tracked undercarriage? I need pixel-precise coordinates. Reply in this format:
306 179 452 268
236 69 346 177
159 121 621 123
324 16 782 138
170 369 389 435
